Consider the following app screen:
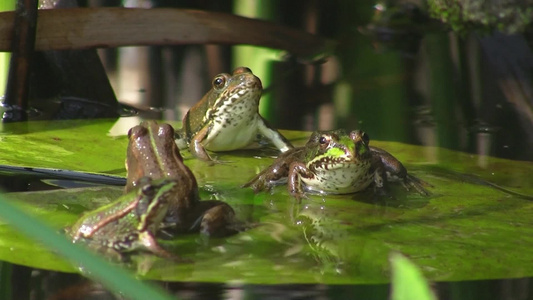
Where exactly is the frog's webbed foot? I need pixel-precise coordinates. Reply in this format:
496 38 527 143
174 132 189 150
189 138 219 164
138 231 189 262
189 151 230 165
402 174 432 196
291 191 309 203
373 185 391 198
289 185 309 203
245 169 293 196
205 157 232 166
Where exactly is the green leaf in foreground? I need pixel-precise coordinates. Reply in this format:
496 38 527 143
0 193 175 300
390 253 436 300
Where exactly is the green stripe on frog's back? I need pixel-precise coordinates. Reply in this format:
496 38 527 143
137 179 178 231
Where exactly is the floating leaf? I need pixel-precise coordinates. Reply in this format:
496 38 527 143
0 119 531 284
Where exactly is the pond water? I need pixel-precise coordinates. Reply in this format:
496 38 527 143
4 266 533 300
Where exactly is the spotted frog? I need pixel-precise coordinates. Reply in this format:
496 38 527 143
243 129 431 201
126 121 236 236
67 178 179 259
175 67 293 161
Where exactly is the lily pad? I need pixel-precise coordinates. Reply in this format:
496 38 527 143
0 119 532 284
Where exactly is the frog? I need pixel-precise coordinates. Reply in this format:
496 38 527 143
174 67 293 161
126 120 237 237
243 129 431 201
67 178 179 259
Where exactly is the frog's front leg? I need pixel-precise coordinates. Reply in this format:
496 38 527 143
243 164 288 192
257 118 294 152
370 158 388 196
288 162 314 202
242 149 301 192
189 126 214 162
174 128 189 150
138 231 187 261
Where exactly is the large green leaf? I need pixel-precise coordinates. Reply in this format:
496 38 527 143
0 119 532 284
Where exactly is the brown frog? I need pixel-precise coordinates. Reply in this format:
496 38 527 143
126 120 236 236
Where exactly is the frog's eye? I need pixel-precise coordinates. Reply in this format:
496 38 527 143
158 123 175 138
127 126 146 139
141 184 155 196
213 76 226 89
319 136 329 145
233 67 252 75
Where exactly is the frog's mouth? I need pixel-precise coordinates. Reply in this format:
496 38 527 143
213 83 262 113
312 148 356 170
228 82 261 101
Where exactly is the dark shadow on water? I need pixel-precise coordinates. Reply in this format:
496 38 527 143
4 263 533 300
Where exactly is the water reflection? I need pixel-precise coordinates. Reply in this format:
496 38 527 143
4 263 533 300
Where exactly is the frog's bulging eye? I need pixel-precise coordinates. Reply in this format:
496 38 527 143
319 136 328 144
233 67 252 75
141 184 155 196
213 76 226 89
127 126 147 139
349 130 368 145
158 124 174 138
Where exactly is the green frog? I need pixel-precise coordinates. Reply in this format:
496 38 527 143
174 67 293 161
67 178 178 259
243 129 431 201
126 121 236 236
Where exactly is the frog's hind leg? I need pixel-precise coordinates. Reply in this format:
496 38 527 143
190 201 241 237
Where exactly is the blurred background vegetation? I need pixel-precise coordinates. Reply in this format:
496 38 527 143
1 0 532 161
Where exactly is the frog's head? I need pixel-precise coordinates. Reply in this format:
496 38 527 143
208 67 263 110
305 129 371 169
125 121 185 192
136 178 178 231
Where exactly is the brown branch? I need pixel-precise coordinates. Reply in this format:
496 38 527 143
3 0 39 121
0 7 332 57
